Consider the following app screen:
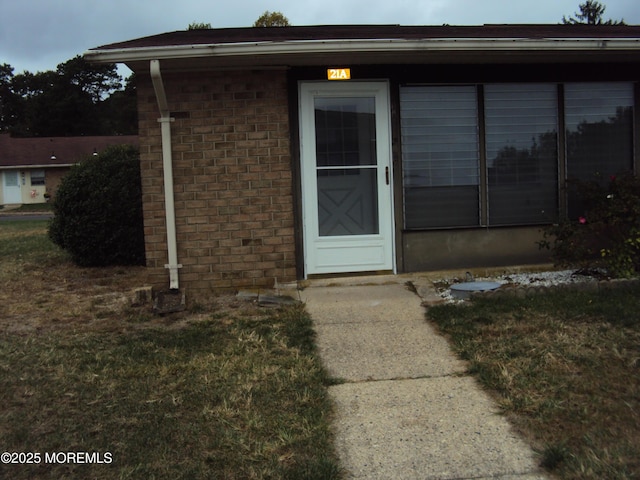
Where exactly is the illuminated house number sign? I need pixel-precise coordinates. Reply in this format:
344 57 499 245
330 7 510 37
327 68 351 80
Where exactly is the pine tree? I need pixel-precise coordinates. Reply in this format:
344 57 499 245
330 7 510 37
562 1 625 25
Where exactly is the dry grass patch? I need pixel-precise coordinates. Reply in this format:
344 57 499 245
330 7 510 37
427 288 640 479
0 220 151 332
0 220 341 479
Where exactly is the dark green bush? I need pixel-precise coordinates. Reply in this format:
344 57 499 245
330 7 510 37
48 144 145 266
539 172 640 277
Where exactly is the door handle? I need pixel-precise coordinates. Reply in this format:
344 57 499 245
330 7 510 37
385 166 390 185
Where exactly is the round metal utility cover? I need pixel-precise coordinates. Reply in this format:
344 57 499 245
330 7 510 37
450 281 502 300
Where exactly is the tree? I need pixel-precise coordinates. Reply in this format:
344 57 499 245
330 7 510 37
253 11 290 27
0 63 18 132
49 144 145 267
562 0 625 25
188 22 212 30
11 69 98 137
57 56 121 103
98 73 138 136
0 56 135 137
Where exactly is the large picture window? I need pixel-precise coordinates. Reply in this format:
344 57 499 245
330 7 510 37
400 86 479 229
400 82 634 230
485 84 558 225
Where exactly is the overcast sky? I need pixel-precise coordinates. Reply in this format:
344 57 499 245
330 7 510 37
2 0 639 77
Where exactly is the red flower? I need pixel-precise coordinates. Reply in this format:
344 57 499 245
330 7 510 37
579 216 587 224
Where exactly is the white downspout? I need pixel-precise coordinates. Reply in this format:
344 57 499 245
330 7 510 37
150 59 181 290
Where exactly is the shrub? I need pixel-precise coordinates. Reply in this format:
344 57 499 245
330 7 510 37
48 144 145 266
539 173 640 277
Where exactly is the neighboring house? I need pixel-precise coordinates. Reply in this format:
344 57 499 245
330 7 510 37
84 24 640 293
0 134 138 205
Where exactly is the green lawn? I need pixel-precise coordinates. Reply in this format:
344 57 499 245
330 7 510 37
427 286 640 479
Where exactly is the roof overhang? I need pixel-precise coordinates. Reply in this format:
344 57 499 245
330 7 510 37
85 36 640 72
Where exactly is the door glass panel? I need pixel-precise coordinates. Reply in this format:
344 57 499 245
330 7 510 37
314 97 376 166
315 96 379 237
317 169 379 236
5 171 19 187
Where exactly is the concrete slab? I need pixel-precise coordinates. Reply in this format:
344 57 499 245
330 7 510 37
300 279 549 480
313 320 465 381
301 284 465 381
329 377 545 479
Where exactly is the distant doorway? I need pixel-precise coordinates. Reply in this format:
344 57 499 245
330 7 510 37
2 171 21 204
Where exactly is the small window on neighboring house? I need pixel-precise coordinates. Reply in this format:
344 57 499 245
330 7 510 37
30 170 45 186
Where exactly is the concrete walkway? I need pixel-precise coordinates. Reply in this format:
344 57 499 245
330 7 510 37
297 275 548 480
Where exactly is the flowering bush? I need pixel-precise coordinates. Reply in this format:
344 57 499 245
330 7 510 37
539 173 640 278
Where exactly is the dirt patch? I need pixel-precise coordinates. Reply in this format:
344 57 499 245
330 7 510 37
2 261 135 332
0 257 264 335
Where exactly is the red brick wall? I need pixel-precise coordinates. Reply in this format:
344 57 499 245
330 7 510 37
137 69 296 294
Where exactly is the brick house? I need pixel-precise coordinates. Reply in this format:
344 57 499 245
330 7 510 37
85 24 640 294
0 134 138 205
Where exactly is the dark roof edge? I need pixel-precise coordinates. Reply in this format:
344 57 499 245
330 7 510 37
89 24 640 51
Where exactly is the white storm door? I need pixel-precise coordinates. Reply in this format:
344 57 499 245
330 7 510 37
299 82 395 276
3 171 21 204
